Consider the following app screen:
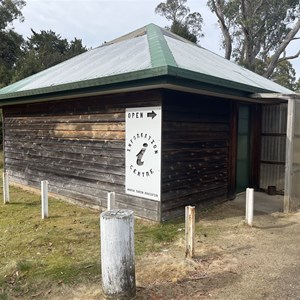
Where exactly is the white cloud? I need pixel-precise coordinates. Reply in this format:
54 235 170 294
12 0 300 77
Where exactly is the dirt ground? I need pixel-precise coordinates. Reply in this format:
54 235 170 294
50 200 300 300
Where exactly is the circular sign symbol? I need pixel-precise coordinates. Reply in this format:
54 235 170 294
126 132 159 177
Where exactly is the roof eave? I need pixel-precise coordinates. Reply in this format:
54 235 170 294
167 66 290 95
0 66 169 102
0 65 289 107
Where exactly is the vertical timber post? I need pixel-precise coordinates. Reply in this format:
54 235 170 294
246 188 254 226
41 180 48 219
284 97 295 213
3 171 9 204
100 209 136 299
185 206 195 258
107 192 116 211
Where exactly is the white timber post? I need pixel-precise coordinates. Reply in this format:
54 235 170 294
3 171 10 204
100 209 136 299
41 180 49 219
107 191 116 211
185 206 195 258
245 188 254 226
284 97 295 213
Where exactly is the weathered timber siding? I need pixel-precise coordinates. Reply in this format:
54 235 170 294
3 90 161 221
161 91 231 220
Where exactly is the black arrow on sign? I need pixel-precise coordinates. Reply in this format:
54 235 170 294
147 111 157 119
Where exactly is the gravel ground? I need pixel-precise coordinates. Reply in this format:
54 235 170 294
52 198 300 300
135 201 300 300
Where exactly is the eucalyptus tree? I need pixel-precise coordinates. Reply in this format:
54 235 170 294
207 0 300 80
0 0 25 30
155 0 204 43
0 0 26 87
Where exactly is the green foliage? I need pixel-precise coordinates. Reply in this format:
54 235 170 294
270 60 297 91
170 20 196 42
0 1 87 87
0 0 25 87
241 57 297 91
155 0 203 43
0 30 24 87
294 78 300 93
0 0 25 30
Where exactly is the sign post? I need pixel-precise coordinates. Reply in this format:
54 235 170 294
125 107 162 201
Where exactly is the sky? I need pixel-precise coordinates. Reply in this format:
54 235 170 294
11 0 300 78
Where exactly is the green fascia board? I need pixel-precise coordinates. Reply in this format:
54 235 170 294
0 75 172 107
0 66 169 102
167 66 276 94
146 24 178 68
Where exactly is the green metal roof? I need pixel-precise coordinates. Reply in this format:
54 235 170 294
0 23 293 104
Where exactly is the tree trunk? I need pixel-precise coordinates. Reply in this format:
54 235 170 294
264 18 300 78
210 0 232 60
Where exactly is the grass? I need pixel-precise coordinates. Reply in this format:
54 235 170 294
0 185 101 298
0 171 187 299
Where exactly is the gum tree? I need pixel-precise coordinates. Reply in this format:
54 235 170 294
207 0 300 79
155 0 204 43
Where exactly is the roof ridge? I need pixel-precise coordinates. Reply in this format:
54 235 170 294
104 25 147 46
146 24 178 68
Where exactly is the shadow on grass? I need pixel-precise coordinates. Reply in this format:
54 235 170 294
6 201 39 206
254 221 298 230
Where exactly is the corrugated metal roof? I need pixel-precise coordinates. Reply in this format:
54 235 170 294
166 36 291 94
0 23 294 102
1 34 151 94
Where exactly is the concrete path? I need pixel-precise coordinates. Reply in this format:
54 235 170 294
233 191 283 214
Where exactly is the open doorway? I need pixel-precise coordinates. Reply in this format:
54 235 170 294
236 105 251 193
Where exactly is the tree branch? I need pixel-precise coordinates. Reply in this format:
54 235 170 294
210 0 232 60
253 0 265 16
264 18 300 78
278 50 300 62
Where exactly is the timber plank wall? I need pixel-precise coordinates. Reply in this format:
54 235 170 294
3 90 161 221
4 88 232 221
161 91 231 220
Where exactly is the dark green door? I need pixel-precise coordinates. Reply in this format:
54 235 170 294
236 105 250 192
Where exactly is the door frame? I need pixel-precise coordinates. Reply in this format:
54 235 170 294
228 101 261 199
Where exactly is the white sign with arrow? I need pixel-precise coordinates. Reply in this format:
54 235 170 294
125 106 161 201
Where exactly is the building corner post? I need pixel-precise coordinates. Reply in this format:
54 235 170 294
284 97 295 213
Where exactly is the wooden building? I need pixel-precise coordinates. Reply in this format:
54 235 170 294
0 24 299 221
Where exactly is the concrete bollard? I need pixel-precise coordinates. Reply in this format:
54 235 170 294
100 209 136 299
3 171 10 204
41 180 48 219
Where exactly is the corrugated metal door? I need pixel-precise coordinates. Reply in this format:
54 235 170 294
260 104 287 193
